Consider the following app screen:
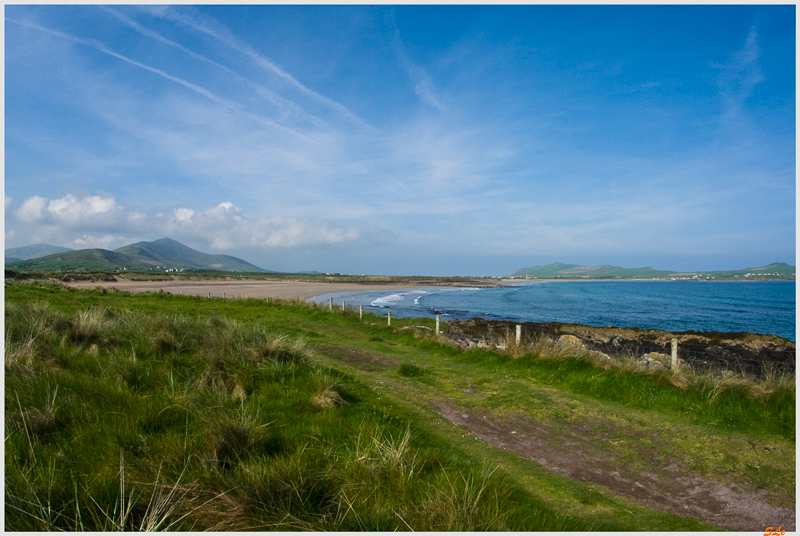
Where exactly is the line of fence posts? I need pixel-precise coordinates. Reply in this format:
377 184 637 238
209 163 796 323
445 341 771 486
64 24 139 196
315 306 678 373
315 306 785 376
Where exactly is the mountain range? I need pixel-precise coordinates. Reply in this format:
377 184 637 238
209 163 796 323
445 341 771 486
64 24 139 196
5 238 268 273
5 239 795 280
512 262 796 280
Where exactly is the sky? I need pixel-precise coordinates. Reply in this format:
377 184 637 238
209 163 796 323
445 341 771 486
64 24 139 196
4 4 796 275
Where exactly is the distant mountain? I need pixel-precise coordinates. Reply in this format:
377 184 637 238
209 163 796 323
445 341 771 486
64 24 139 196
512 262 795 280
6 243 74 262
6 238 269 273
115 238 267 272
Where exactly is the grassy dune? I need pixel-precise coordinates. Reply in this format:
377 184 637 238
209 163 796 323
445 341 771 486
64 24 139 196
5 281 794 530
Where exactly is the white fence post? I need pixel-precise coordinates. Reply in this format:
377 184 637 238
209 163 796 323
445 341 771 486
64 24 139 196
388 311 391 326
329 297 333 311
342 300 346 311
436 315 440 335
360 305 363 320
516 324 522 346
671 338 678 371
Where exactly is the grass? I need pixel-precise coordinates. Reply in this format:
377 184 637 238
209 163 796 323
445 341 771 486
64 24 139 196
6 280 794 530
454 338 795 440
4 286 611 531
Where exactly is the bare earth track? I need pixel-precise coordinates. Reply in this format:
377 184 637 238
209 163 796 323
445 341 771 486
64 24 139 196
317 345 795 532
430 401 795 532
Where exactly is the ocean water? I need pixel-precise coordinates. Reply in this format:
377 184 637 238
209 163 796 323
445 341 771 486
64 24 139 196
311 281 797 341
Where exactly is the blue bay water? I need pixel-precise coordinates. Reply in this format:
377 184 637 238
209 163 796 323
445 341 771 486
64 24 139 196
311 281 796 341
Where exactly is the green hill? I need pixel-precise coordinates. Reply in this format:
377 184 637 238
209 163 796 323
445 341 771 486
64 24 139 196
512 262 795 280
512 263 675 279
114 238 267 272
8 248 136 272
6 238 268 273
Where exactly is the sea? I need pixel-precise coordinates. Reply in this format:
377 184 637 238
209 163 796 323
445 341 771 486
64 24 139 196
310 281 797 342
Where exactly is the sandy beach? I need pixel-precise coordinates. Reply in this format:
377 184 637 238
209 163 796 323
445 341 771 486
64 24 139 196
63 278 424 301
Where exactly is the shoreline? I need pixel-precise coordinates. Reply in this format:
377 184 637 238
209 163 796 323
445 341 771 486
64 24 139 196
502 278 795 283
57 277 796 343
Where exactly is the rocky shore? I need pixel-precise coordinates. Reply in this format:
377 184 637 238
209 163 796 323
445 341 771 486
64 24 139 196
444 318 795 377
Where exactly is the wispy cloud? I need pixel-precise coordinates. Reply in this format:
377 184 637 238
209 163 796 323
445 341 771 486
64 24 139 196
143 5 372 129
390 17 446 112
98 6 330 131
5 6 793 273
7 17 306 140
714 27 763 121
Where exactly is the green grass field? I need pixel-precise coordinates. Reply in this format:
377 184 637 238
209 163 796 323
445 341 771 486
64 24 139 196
5 281 794 530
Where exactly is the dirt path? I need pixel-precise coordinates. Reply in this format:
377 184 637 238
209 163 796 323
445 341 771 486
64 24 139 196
317 345 795 532
429 401 795 532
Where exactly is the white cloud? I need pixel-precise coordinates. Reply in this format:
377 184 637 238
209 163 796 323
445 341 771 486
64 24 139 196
48 194 120 222
174 207 194 223
72 234 121 249
10 193 363 251
15 196 49 224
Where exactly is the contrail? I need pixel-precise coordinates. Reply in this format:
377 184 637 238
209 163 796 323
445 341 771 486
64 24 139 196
7 17 309 141
98 6 329 130
148 6 375 130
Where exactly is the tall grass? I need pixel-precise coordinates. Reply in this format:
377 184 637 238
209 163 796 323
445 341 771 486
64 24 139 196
5 298 584 531
454 331 795 439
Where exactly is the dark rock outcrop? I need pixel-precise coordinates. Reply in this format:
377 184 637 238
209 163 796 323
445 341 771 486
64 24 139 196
445 318 795 377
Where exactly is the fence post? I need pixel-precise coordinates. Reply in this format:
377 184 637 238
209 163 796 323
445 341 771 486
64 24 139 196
436 315 440 336
516 324 522 346
671 339 678 371
329 297 333 311
342 300 346 312
359 305 363 320
388 311 391 326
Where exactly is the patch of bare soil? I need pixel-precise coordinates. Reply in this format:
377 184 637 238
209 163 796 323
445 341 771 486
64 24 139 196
429 401 795 532
316 346 394 372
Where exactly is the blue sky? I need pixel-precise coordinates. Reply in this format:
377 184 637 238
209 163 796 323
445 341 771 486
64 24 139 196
4 5 795 275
